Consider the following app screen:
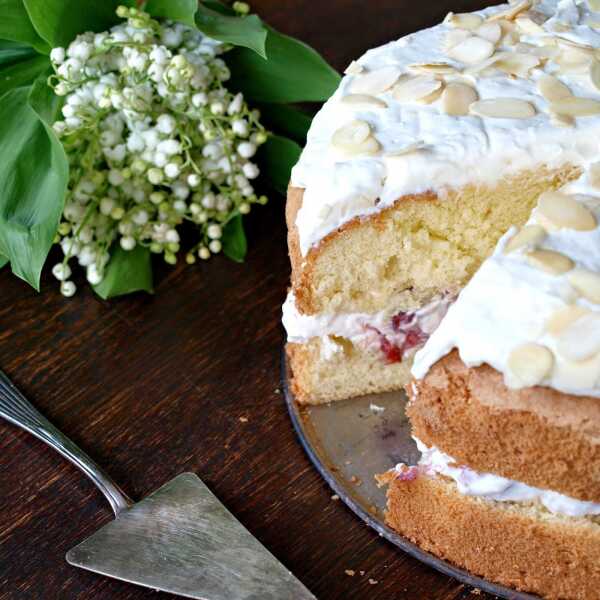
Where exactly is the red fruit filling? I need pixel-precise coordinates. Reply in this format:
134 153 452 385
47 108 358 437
368 310 429 364
395 465 419 482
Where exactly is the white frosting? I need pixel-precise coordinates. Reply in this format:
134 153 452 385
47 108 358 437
292 0 600 256
412 171 600 396
282 292 451 360
414 438 600 518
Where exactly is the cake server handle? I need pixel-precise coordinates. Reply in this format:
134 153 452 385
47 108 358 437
0 369 132 516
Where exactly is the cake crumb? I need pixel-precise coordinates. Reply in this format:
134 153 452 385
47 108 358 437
350 475 362 486
274 388 281 394
471 589 482 595
331 494 340 501
369 403 385 414
345 460 352 465
345 570 355 577
368 578 378 585
239 416 248 423
359 570 365 576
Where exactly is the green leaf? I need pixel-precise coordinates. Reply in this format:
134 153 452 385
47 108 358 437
28 71 63 124
0 0 49 53
256 103 312 144
0 54 49 97
201 0 235 16
23 0 126 48
195 4 267 58
0 40 38 67
93 245 154 299
0 255 7 269
226 28 340 103
221 214 247 262
257 134 301 195
145 0 197 27
0 86 68 289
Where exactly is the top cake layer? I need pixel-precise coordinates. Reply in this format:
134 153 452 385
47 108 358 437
412 166 600 398
291 0 600 257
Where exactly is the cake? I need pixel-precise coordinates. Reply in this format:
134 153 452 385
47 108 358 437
382 173 600 599
283 0 600 596
282 0 600 404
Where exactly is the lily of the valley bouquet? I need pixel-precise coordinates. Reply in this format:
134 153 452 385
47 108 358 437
0 0 339 297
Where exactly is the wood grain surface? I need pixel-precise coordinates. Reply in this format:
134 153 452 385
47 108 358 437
0 2 500 599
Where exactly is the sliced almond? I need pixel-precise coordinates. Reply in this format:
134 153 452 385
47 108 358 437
515 15 545 34
341 94 388 108
556 313 600 361
441 82 478 116
331 119 371 150
487 0 531 22
536 191 597 231
568 269 600 304
349 66 401 95
550 96 600 116
344 60 364 75
589 162 600 188
443 29 472 51
557 37 595 53
495 53 539 77
445 12 484 30
407 62 458 75
417 84 444 105
357 136 381 155
446 36 495 64
469 98 536 119
549 111 575 127
503 224 546 253
463 51 511 75
555 47 593 73
590 60 600 92
476 22 502 44
525 249 574 275
506 342 554 388
385 142 426 157
529 44 561 60
537 74 572 102
545 305 589 335
392 76 442 102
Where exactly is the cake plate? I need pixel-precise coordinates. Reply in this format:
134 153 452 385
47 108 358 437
282 352 538 600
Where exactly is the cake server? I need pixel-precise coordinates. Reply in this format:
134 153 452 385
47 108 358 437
0 370 315 600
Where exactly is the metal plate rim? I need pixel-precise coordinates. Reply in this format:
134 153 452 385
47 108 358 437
281 349 539 600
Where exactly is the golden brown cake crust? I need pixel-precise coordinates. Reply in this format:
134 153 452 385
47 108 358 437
407 351 600 502
384 473 600 600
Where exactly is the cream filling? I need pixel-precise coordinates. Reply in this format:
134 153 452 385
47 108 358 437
282 293 452 360
412 170 600 397
292 0 600 256
413 438 600 518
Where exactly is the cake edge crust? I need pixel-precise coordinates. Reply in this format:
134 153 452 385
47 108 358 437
383 472 600 600
407 350 600 503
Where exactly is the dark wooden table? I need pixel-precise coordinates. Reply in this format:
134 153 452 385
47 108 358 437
0 2 500 599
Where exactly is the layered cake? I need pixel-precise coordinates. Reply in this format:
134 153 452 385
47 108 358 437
382 174 600 599
283 0 600 404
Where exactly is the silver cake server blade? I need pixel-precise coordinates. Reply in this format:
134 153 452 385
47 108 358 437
0 370 315 600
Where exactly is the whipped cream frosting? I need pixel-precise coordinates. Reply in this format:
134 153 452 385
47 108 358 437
282 292 451 359
291 0 600 256
412 169 600 397
414 438 600 517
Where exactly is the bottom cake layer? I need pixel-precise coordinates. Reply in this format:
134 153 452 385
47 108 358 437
382 471 600 600
286 338 413 404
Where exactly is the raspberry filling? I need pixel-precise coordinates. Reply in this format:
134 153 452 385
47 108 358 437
367 310 430 364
